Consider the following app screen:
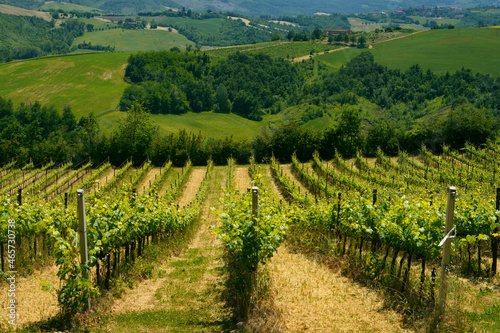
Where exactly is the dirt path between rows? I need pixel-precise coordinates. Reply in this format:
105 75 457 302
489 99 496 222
136 168 161 194
177 168 206 207
254 166 410 332
281 164 313 197
0 265 59 327
269 246 410 332
111 166 231 331
265 165 286 201
234 166 251 193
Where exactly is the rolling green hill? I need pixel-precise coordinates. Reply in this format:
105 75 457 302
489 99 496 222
0 52 130 119
0 52 276 139
73 28 195 52
1 27 499 140
37 0 500 16
317 28 500 77
38 1 103 12
0 3 51 20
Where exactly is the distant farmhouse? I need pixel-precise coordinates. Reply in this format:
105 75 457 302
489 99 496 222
324 29 353 36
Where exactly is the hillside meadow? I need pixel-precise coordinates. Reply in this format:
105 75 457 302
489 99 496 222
0 52 130 119
317 28 500 76
1 28 500 139
73 28 195 53
98 110 267 140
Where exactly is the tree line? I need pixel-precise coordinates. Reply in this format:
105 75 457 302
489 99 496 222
0 96 497 168
120 50 303 120
0 13 85 63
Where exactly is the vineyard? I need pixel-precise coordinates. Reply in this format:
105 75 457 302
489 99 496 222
2 143 500 331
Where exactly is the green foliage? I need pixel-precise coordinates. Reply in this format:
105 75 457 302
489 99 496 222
317 28 500 77
47 224 99 318
0 0 43 10
0 13 85 63
215 170 287 318
216 188 288 270
73 28 195 53
121 51 302 120
109 104 157 165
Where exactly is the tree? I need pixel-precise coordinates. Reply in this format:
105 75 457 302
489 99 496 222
271 33 281 41
343 33 350 44
214 84 231 113
287 30 295 41
310 27 324 40
358 35 367 48
232 90 260 120
110 104 157 164
366 122 400 156
86 23 94 32
78 112 99 157
443 104 498 148
62 105 77 132
331 106 363 158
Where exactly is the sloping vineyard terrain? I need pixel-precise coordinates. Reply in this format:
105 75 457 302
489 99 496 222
1 144 500 331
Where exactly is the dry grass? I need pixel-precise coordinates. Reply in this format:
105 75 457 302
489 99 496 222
136 168 161 194
0 265 59 327
108 167 231 331
94 167 114 191
177 168 206 208
264 165 286 201
269 246 411 333
234 166 252 194
0 4 52 21
281 164 313 196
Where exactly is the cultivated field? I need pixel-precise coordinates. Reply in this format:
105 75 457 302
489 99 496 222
0 4 52 20
73 28 195 53
3 144 500 331
317 28 500 76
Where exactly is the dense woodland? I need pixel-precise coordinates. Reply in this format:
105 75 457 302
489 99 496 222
306 52 500 120
0 96 497 169
120 51 303 120
166 19 276 47
121 50 500 147
0 0 42 9
0 13 85 63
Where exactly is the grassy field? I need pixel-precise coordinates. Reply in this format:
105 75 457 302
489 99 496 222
409 15 462 26
73 28 195 53
99 16 225 36
0 3 52 20
99 110 266 140
207 41 342 60
152 16 225 35
39 1 102 12
77 17 118 30
317 28 500 76
0 53 130 119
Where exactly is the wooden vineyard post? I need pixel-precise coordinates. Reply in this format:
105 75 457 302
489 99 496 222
77 189 91 311
492 188 500 276
437 186 456 316
251 186 259 298
17 188 22 206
